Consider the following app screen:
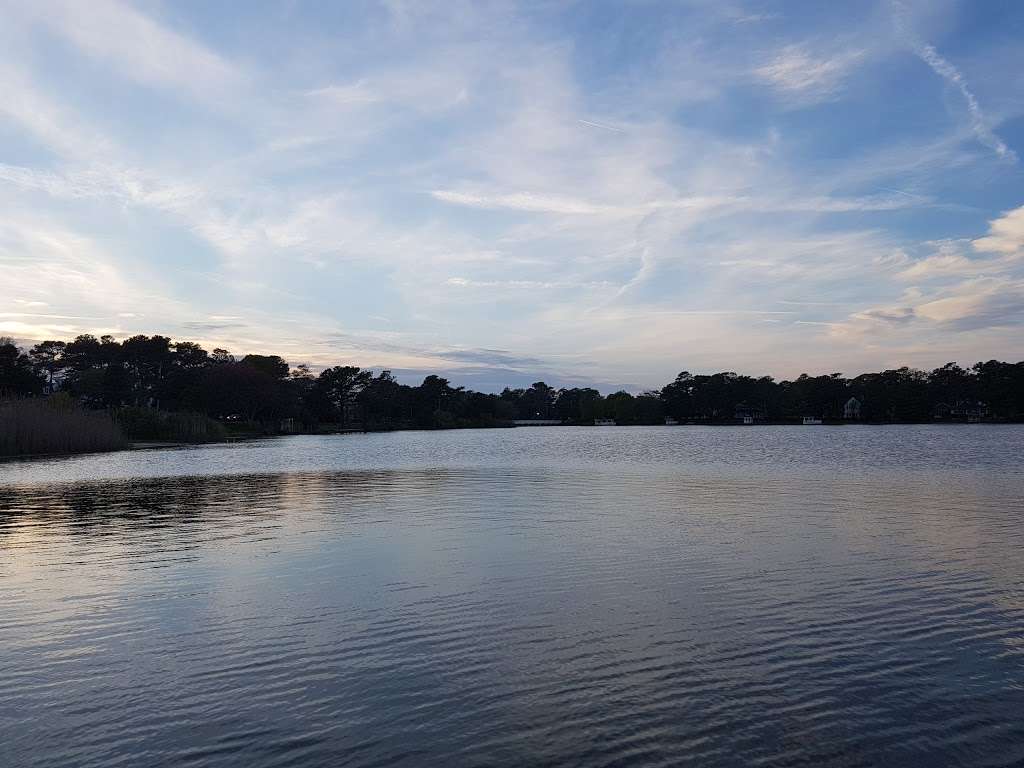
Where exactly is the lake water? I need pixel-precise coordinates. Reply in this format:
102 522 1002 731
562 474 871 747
2 426 1024 767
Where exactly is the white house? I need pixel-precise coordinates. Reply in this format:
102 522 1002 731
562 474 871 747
843 397 862 420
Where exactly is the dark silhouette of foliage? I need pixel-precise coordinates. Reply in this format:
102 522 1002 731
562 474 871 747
3 334 1023 448
0 338 44 396
313 366 374 426
241 354 290 380
28 340 66 393
115 407 225 443
1 394 126 457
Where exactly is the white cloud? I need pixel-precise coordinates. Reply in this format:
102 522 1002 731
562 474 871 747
895 240 1005 280
898 252 979 280
22 0 242 104
973 205 1024 254
755 44 865 101
823 199 1024 356
916 278 1024 330
831 277 1024 342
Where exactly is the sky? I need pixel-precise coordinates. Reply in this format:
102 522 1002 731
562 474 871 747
1 0 1023 392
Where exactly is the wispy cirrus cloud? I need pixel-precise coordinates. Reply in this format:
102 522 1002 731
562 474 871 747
430 189 740 216
13 0 242 105
754 44 865 102
431 188 919 217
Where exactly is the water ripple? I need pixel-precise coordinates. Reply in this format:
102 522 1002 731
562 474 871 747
2 428 1024 766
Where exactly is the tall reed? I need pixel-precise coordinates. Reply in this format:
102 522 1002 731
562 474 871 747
0 395 128 457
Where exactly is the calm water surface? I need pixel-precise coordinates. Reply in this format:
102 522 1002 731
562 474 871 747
2 426 1023 767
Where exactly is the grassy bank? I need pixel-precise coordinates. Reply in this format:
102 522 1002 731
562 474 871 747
0 396 128 457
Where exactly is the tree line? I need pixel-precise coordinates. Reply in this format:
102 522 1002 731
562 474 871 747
2 334 1023 430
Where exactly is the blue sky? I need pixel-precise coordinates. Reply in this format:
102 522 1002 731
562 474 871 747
1 0 1022 391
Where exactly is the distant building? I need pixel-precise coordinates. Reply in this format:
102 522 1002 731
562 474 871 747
965 402 988 423
843 397 862 420
594 418 616 426
802 416 823 425
513 419 562 426
664 417 679 425
733 402 765 425
933 400 989 423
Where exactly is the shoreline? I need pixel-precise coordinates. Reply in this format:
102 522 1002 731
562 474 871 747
3 420 1019 463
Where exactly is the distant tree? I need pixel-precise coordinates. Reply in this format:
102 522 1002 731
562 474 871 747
500 387 524 416
172 341 210 369
60 334 129 407
554 387 601 422
781 372 846 420
661 371 695 420
283 364 317 425
153 341 213 411
0 338 44 396
605 391 637 423
315 366 373 426
414 375 463 427
63 334 104 373
357 370 406 427
241 354 290 380
198 362 288 422
11 330 1024 428
973 360 1024 418
463 390 501 424
514 381 556 419
29 340 67 393
634 391 665 424
122 335 173 406
290 363 315 380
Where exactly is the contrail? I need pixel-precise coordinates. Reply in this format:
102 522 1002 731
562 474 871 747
577 118 625 134
891 0 1016 163
914 42 1016 162
876 186 926 200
